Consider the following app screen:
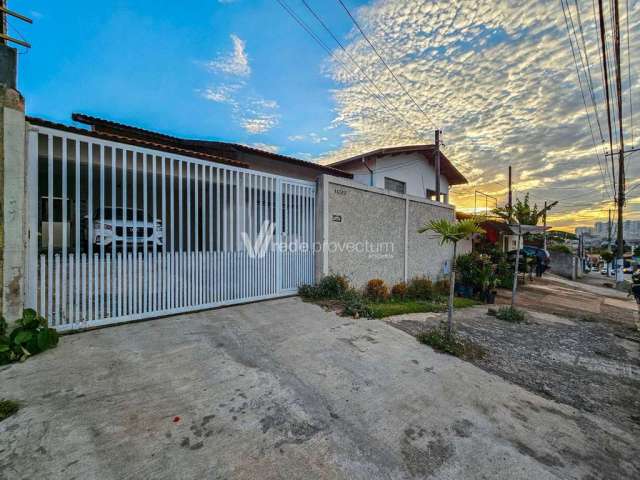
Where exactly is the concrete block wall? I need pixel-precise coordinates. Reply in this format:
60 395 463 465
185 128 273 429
549 251 580 280
316 175 455 288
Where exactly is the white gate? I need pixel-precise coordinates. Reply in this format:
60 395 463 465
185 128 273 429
26 126 315 331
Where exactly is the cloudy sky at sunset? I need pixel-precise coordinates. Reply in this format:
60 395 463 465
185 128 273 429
14 0 640 231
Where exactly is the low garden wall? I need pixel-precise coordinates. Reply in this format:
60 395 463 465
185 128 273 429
549 251 580 280
315 175 463 288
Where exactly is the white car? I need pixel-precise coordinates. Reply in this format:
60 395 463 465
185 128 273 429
91 208 163 249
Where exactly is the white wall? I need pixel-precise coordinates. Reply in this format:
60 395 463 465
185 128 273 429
338 152 450 202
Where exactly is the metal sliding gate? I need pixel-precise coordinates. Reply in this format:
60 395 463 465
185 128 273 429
25 126 315 331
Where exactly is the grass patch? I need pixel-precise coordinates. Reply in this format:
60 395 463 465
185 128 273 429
368 297 479 319
493 306 526 323
416 328 485 360
0 399 19 421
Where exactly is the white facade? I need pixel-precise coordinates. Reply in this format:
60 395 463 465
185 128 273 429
337 152 451 203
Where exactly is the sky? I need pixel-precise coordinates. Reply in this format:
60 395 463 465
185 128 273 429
12 0 640 231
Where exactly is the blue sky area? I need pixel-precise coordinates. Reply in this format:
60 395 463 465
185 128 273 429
13 0 368 158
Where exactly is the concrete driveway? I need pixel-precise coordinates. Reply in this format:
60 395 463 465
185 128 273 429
1 297 637 479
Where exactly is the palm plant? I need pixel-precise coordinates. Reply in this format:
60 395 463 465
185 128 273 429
418 218 484 339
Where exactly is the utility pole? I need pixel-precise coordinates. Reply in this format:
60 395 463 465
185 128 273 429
0 1 6 43
613 0 625 282
508 165 513 221
434 129 441 202
608 209 612 249
543 201 548 250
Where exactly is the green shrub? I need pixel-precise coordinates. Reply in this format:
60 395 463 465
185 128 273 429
364 279 389 302
341 290 372 318
319 274 350 298
390 282 408 299
455 253 479 288
0 309 59 365
433 279 450 297
406 276 434 300
0 399 19 421
0 317 6 337
416 327 485 359
495 306 525 323
298 274 350 300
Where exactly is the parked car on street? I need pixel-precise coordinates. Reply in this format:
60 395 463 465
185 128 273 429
90 208 163 250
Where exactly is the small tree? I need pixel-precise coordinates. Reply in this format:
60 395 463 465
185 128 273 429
492 194 557 225
418 218 484 339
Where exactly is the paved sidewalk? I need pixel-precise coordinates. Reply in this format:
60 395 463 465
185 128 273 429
497 274 638 326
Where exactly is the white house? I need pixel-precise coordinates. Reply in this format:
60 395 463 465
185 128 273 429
327 145 468 204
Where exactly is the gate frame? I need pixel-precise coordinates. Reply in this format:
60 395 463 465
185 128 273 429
25 124 316 331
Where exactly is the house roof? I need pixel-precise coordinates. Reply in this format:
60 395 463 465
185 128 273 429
327 145 468 185
71 113 352 178
26 116 248 168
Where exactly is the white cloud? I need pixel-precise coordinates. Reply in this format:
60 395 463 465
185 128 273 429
250 143 280 153
287 133 329 143
201 84 240 104
241 116 279 134
319 0 640 228
207 34 250 77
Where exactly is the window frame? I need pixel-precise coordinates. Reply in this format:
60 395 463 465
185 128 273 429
384 177 406 195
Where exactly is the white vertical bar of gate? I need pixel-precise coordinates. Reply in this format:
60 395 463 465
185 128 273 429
76 140 82 326
202 164 207 305
111 148 117 319
178 160 184 308
87 143 94 323
47 134 53 323
215 167 220 304
186 161 192 306
170 157 175 310
162 156 167 311
142 152 148 314
222 169 227 302
151 154 157 312
121 148 128 317
194 163 199 305
61 138 68 326
275 178 282 293
132 150 138 316
248 173 254 298
99 144 106 320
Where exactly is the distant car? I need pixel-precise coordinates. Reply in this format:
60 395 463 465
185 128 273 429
601 267 609 275
591 266 599 272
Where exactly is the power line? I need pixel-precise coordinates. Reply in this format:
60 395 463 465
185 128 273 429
335 0 437 129
300 0 395 112
596 0 618 198
561 0 614 201
274 0 426 139
624 0 634 147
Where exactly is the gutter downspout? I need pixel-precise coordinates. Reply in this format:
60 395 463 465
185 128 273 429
362 157 373 187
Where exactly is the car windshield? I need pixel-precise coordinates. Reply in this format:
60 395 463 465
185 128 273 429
95 208 148 221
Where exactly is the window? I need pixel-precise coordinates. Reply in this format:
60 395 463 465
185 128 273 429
426 189 448 204
384 177 406 194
